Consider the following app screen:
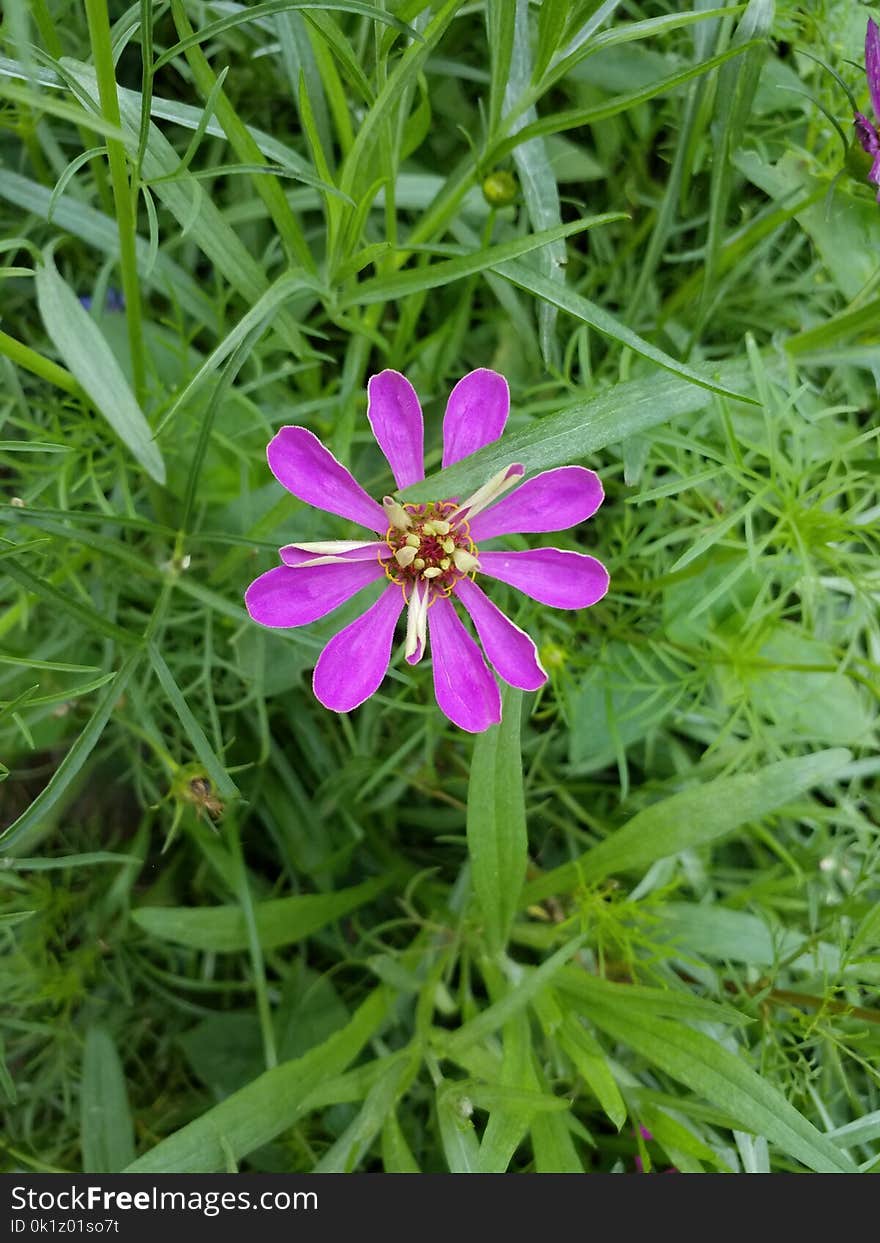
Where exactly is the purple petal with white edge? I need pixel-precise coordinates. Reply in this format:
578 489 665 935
280 540 390 567
267 426 387 532
313 584 405 712
479 548 609 610
428 595 501 733
245 560 383 628
454 578 547 692
468 466 604 542
441 369 510 468
367 370 425 490
867 18 880 120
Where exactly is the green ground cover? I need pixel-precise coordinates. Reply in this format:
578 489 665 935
1 0 878 1174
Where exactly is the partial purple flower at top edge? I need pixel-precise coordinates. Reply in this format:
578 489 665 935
244 369 609 733
855 18 880 200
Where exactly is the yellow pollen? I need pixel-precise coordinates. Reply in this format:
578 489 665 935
421 521 437 535
441 538 455 554
395 546 417 567
413 557 426 570
440 557 451 571
405 533 421 548
433 520 451 535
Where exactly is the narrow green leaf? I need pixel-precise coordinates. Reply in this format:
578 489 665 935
523 749 851 904
582 1001 855 1173
126 988 392 1172
494 257 757 405
403 364 753 504
467 685 527 953
35 251 165 483
557 1014 626 1130
341 214 623 307
81 1027 136 1173
0 650 142 853
147 644 238 799
132 873 395 952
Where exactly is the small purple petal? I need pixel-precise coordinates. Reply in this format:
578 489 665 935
467 466 604 542
855 111 880 155
313 584 405 712
367 370 425 490
454 578 547 692
245 560 383 628
442 369 510 468
280 540 389 567
428 596 502 733
267 426 387 533
479 548 609 610
867 18 880 120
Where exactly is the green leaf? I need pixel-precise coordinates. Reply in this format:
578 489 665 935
147 644 238 799
467 685 527 953
402 363 752 504
126 988 392 1172
35 251 165 483
0 650 142 853
493 257 757 405
81 1027 136 1173
556 1014 627 1130
314 1054 414 1172
580 1000 855 1173
523 748 851 904
131 872 395 951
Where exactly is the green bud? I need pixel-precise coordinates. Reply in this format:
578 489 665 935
482 170 518 207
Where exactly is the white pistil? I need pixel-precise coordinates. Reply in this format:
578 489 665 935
382 496 412 530
452 548 479 573
452 463 524 521
395 546 417 568
404 582 429 663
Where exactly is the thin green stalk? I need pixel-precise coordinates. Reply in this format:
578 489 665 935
0 330 79 396
83 0 147 403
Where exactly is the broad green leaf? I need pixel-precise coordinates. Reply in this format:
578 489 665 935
523 748 851 904
467 686 527 953
580 1000 856 1173
81 1027 136 1173
132 872 394 951
35 252 165 483
402 364 752 504
126 988 392 1172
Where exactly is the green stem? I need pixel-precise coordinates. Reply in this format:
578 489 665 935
83 0 147 403
0 329 80 395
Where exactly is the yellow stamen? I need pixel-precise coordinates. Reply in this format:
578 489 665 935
413 557 426 570
441 538 456 554
440 557 451 571
422 567 442 579
395 546 417 568
433 520 451 535
405 533 421 548
452 548 479 573
382 496 412 530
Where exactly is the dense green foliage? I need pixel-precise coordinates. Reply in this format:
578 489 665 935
1 0 878 1174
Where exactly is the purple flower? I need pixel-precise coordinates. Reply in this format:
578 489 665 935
244 369 608 733
855 18 880 200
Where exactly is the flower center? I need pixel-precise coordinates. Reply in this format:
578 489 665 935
383 501 479 597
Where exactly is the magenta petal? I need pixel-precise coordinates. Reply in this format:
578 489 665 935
313 584 405 712
441 369 510 468
454 578 546 692
868 18 880 120
468 466 604 541
267 426 387 532
244 560 383 628
479 548 609 610
366 371 425 490
427 595 501 733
